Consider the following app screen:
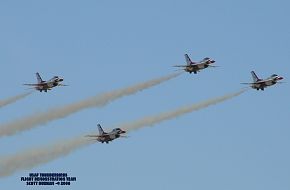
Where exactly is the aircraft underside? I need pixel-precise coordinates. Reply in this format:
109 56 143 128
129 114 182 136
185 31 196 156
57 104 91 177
186 64 208 74
36 85 51 92
253 81 275 90
98 134 120 144
36 82 58 92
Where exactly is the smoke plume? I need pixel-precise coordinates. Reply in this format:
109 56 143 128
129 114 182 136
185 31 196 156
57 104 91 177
0 73 180 137
121 89 246 132
0 89 245 177
0 92 32 108
0 136 92 177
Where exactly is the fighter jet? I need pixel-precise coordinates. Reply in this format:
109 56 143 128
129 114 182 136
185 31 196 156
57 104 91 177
23 72 66 92
86 124 126 144
174 54 216 74
241 71 284 91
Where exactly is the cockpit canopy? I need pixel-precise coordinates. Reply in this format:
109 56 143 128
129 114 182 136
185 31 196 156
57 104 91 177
112 128 125 134
271 74 278 78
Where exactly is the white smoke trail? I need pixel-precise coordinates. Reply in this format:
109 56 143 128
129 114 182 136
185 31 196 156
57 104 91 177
0 89 246 177
121 89 247 132
0 136 92 177
0 92 32 108
0 73 180 137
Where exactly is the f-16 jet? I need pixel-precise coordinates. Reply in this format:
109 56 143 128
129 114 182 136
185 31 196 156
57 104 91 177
24 72 66 92
174 54 216 74
241 71 284 91
86 124 126 144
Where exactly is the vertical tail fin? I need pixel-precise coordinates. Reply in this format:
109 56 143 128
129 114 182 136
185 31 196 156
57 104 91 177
97 124 105 135
251 71 260 82
36 72 44 83
184 54 192 65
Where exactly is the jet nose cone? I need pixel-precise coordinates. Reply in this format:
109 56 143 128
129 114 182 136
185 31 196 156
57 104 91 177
59 78 64 82
278 76 283 80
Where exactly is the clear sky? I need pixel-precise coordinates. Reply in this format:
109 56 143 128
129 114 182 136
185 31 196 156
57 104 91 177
0 0 289 189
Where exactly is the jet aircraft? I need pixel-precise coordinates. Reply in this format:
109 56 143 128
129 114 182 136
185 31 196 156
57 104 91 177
86 124 126 144
174 54 216 74
241 71 284 91
23 72 66 92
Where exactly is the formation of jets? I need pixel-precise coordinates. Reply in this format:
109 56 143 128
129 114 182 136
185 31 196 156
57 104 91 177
23 72 67 92
85 124 127 144
23 54 284 143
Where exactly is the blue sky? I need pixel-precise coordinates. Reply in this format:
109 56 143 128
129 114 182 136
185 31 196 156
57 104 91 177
0 0 289 189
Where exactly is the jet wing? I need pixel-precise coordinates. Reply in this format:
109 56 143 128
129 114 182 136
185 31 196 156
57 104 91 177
208 65 219 68
58 84 69 86
173 65 187 67
240 82 255 85
23 83 39 86
85 135 100 137
24 81 49 86
85 134 111 138
241 80 266 85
